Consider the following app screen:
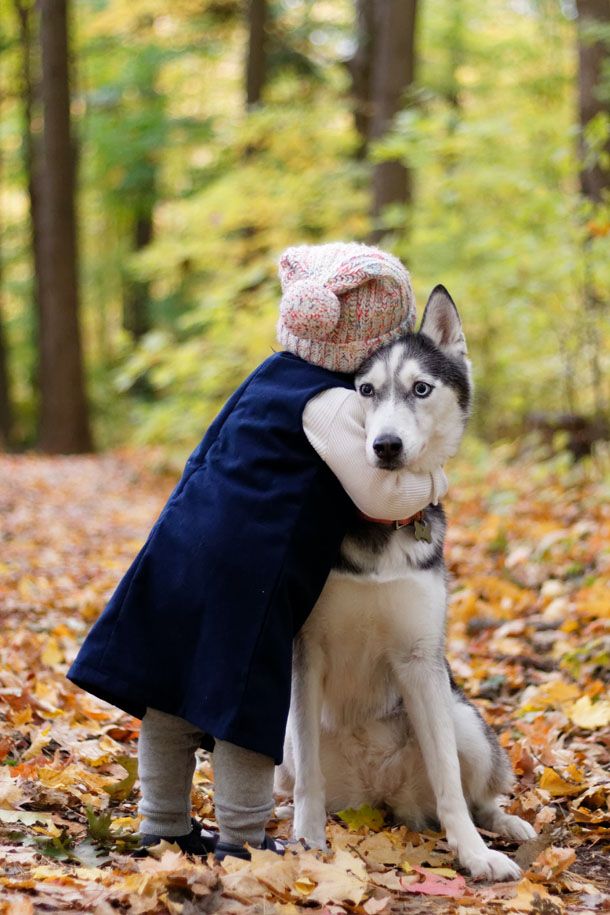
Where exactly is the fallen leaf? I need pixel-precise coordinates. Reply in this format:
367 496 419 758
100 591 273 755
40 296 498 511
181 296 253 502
298 849 368 905
103 755 138 800
528 845 576 881
401 866 469 897
514 832 553 870
362 895 391 913
568 695 610 729
332 829 406 869
538 765 585 797
0 767 24 808
336 805 385 832
505 877 562 911
0 809 54 827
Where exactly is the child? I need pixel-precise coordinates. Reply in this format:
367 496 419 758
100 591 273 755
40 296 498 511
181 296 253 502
67 242 447 860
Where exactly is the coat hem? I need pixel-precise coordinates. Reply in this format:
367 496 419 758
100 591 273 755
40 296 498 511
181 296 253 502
67 661 284 764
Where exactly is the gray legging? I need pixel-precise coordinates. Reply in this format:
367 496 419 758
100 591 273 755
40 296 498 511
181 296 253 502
138 708 275 847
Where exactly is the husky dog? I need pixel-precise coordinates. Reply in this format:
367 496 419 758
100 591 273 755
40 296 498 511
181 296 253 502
276 286 536 881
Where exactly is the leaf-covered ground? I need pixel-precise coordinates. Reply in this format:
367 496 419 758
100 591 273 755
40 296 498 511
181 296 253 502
0 450 608 914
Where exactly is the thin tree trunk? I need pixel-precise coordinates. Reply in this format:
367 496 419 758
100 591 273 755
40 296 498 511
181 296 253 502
0 318 11 450
576 1 610 419
0 87 13 448
121 48 158 341
576 0 610 201
348 0 375 157
123 210 154 340
246 0 267 108
13 0 44 382
38 0 92 453
369 0 418 241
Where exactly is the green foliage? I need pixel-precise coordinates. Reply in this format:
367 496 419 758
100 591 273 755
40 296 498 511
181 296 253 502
85 806 114 843
379 0 610 432
103 755 138 801
1 0 609 450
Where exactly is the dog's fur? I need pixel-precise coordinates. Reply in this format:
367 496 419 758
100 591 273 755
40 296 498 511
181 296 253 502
276 286 536 880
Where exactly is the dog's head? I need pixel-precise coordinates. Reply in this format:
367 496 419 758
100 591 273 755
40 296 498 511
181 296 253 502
355 285 472 473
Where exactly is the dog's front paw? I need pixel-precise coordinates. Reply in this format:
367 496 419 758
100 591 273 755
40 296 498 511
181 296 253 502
461 848 521 882
292 822 327 849
293 801 327 850
292 813 327 850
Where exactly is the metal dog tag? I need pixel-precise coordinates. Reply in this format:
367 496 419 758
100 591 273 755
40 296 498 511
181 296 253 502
414 519 432 543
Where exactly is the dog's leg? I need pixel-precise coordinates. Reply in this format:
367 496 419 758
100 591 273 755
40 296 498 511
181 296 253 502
451 698 536 843
393 654 521 881
290 635 328 849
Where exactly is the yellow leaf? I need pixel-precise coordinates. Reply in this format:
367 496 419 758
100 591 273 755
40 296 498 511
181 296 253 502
506 878 560 912
423 866 458 878
41 636 63 667
293 876 316 896
110 815 141 833
568 696 610 730
521 680 580 712
22 725 52 760
77 735 122 766
539 766 585 797
337 804 385 832
9 707 33 727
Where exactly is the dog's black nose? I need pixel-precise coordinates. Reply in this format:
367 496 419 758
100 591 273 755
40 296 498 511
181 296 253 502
373 435 403 460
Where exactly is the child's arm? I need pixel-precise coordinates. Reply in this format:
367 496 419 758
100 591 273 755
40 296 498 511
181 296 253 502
303 387 447 520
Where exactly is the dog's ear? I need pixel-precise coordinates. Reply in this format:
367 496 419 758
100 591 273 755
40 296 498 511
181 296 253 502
420 285 467 359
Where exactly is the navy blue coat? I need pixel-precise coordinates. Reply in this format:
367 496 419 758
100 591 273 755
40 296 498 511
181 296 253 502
67 353 355 763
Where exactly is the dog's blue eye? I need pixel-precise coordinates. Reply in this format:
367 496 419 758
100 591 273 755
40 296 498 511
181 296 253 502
359 383 375 397
414 381 433 398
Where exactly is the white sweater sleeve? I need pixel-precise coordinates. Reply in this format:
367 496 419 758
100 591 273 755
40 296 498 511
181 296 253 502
303 387 448 520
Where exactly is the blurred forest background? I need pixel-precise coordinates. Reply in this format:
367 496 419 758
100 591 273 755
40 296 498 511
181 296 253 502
1 0 609 459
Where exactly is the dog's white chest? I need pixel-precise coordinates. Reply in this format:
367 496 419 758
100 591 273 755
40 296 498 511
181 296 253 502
303 568 446 729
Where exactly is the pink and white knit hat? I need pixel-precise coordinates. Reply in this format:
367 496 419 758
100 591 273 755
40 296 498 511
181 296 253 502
277 242 415 373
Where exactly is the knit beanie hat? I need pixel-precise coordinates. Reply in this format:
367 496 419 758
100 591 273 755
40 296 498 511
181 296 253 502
277 242 415 373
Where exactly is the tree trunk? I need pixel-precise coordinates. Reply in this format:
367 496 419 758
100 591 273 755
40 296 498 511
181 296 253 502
348 0 375 156
246 0 267 108
576 0 610 201
0 317 12 450
123 210 154 340
38 0 92 453
0 86 13 448
576 1 610 418
13 0 44 394
368 0 418 241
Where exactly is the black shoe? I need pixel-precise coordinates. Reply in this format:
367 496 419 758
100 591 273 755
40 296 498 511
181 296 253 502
139 818 218 856
214 833 287 862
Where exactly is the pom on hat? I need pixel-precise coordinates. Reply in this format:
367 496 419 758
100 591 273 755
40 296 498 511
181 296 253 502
279 279 341 341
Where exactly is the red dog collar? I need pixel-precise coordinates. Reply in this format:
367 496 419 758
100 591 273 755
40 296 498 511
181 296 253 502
358 509 425 531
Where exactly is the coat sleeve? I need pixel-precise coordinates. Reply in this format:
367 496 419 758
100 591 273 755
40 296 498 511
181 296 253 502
302 387 448 520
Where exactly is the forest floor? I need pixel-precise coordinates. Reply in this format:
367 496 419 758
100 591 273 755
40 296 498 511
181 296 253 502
0 449 608 914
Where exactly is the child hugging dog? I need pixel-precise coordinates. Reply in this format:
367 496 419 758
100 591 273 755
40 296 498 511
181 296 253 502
68 242 446 860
